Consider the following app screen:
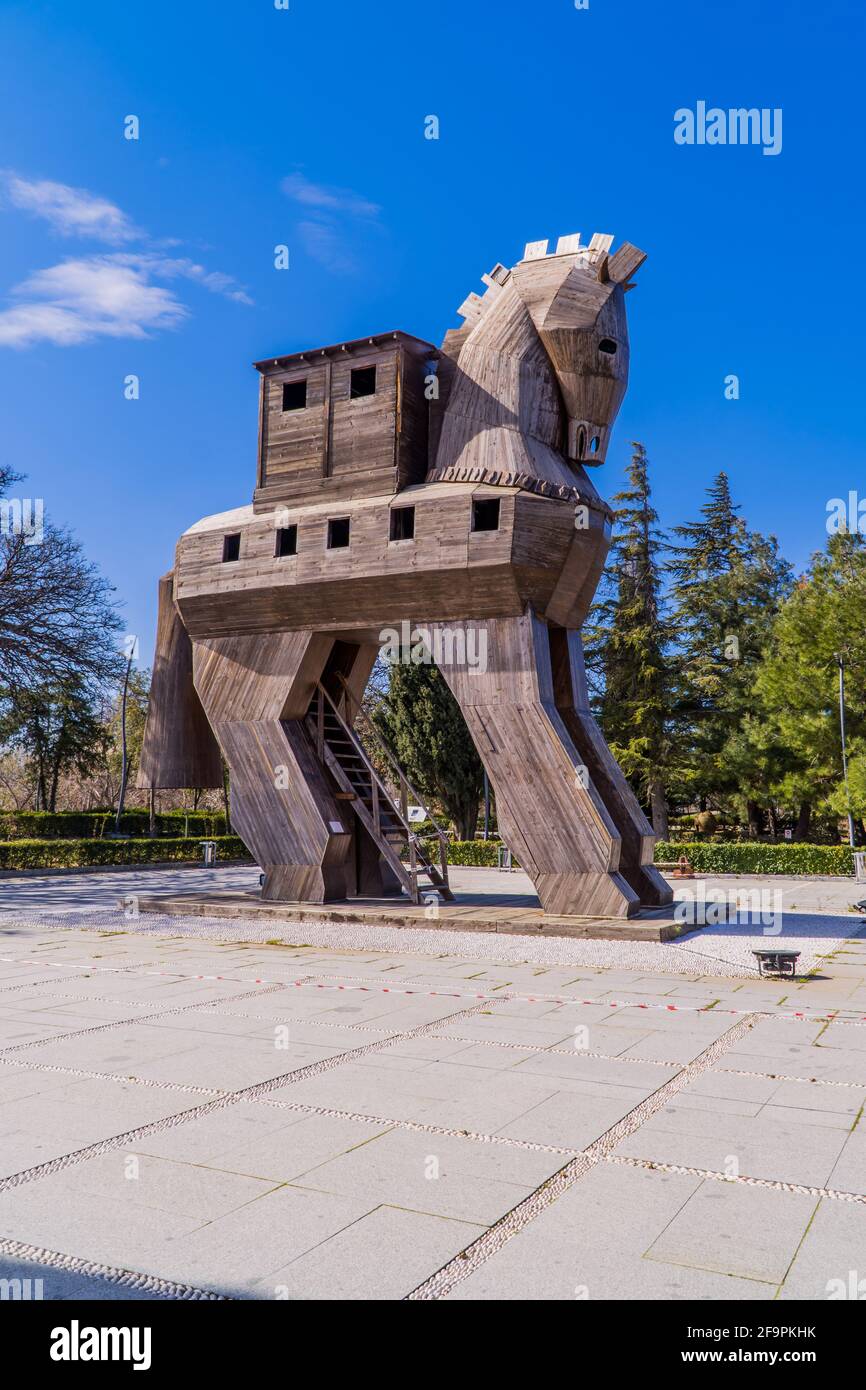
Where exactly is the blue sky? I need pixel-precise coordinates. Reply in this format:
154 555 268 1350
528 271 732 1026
1 0 863 665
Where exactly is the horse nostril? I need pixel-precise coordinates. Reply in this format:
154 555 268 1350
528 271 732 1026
590 437 600 454
598 338 617 355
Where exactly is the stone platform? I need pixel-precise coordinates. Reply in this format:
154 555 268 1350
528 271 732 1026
134 888 687 942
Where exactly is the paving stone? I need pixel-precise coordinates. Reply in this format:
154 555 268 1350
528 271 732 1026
778 1197 866 1298
0 1180 203 1273
825 1128 866 1194
204 1112 394 1182
148 1186 375 1292
0 1067 77 1104
616 1105 849 1187
133 1101 309 1163
290 1126 560 1225
259 1205 484 1300
758 1102 857 1131
447 1163 712 1300
0 1128 81 1177
619 1031 724 1064
0 1084 196 1150
644 1180 817 1283
26 1150 280 1222
129 1039 340 1090
496 1090 633 1150
685 1070 782 1105
408 1071 561 1135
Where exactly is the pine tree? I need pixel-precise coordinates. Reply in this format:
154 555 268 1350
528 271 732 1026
751 531 866 839
667 471 793 825
587 443 673 837
373 657 484 840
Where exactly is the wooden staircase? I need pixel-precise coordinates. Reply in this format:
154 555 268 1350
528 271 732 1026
305 677 453 905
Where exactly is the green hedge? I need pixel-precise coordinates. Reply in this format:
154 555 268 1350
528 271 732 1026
0 811 228 840
413 838 508 867
429 838 856 875
655 841 856 876
0 836 251 871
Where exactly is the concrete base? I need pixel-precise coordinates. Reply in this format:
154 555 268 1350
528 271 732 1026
134 889 691 942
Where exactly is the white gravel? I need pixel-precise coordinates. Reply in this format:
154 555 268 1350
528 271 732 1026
2 905 862 980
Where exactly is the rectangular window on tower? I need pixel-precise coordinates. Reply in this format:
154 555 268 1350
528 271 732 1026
281 380 307 411
389 506 415 541
471 498 500 532
275 525 297 557
327 517 351 549
350 366 377 399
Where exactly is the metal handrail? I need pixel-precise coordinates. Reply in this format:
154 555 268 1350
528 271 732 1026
314 682 396 832
334 673 450 848
313 677 450 901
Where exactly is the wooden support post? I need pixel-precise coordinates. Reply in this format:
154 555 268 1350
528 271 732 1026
432 610 640 918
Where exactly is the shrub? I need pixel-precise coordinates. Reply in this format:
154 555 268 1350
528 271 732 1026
655 841 855 876
0 811 228 840
0 836 250 871
413 838 508 868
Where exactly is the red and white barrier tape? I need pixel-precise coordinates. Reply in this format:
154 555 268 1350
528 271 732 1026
0 953 861 1026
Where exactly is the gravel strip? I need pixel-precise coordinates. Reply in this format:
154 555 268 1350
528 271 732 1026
3 907 861 979
0 1237 228 1300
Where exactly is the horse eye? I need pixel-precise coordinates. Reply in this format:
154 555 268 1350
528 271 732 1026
598 338 617 355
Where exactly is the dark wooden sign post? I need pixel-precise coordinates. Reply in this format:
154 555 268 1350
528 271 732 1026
139 234 672 921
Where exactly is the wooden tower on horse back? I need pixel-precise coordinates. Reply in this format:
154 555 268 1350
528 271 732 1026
138 231 672 920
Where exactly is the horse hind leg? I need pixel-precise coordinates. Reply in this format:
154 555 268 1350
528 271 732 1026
431 611 640 919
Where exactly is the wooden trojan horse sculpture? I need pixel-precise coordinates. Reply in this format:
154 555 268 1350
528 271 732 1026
138 231 672 920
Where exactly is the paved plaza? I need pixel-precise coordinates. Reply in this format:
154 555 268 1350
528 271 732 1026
1 867 865 1300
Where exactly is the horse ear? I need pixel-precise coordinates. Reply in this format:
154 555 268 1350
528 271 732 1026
607 242 647 285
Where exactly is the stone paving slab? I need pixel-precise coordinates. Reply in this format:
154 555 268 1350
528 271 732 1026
291 1126 555 1225
615 1105 851 1188
777 1198 866 1299
1 915 865 1301
256 1204 486 1301
445 1164 777 1301
644 1180 818 1284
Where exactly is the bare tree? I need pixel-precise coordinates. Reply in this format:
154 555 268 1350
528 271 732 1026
0 476 122 697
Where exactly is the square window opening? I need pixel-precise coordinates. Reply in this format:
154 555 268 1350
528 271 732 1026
350 366 377 399
275 524 297 558
389 506 415 542
327 517 351 549
471 498 501 533
281 380 307 411
222 533 241 562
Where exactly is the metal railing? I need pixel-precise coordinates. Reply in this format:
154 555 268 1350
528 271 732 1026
311 678 450 902
333 674 451 894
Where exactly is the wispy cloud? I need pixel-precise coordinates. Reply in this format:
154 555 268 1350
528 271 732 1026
0 172 253 347
0 257 187 348
2 172 139 244
296 221 360 275
283 170 383 274
281 172 381 220
113 253 254 306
